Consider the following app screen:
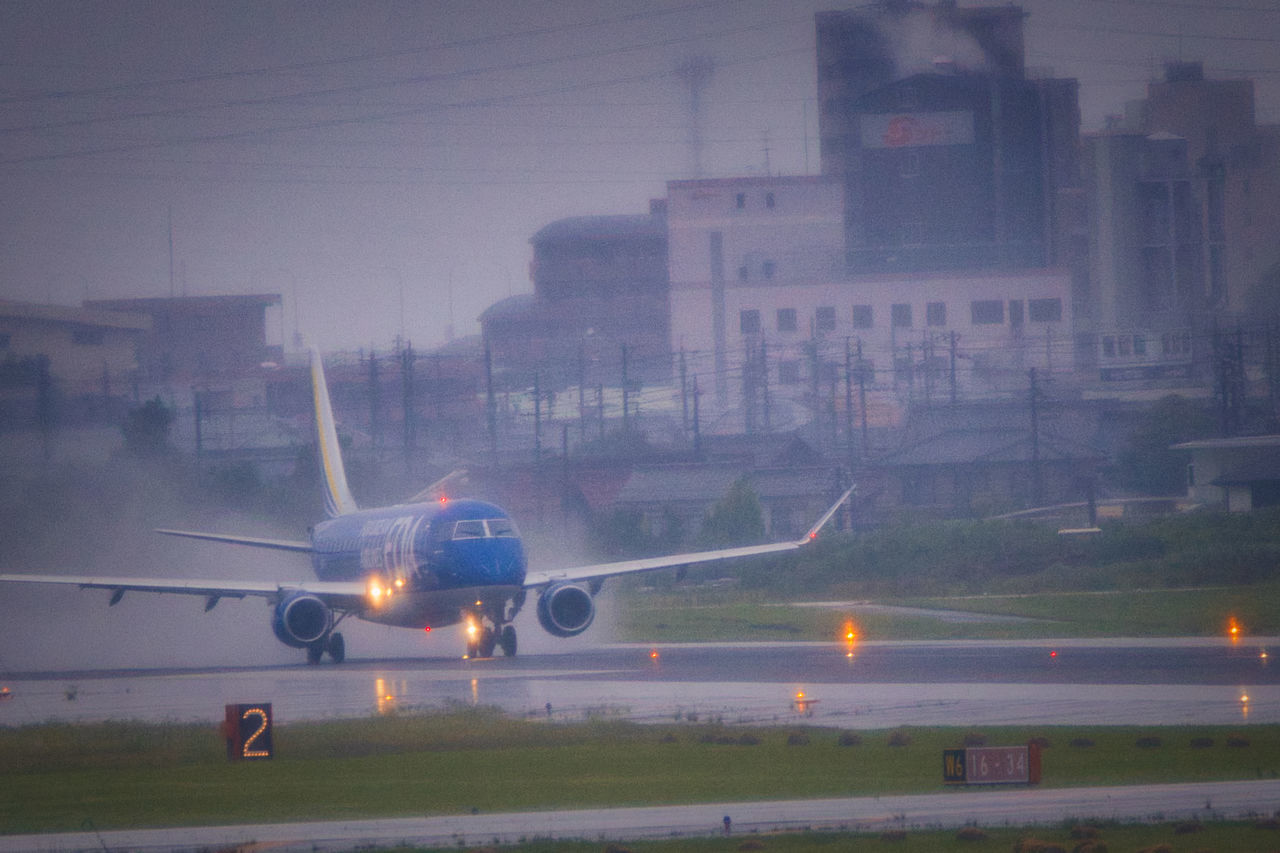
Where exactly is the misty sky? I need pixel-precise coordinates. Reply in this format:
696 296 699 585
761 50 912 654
3 0 1278 354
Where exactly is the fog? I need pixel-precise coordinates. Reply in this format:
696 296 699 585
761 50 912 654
0 439 622 672
3 0 1276 353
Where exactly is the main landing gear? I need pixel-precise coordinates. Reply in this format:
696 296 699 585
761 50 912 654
466 621 517 658
306 631 345 665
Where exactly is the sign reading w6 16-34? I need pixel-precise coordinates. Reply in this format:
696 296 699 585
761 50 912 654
943 743 1041 785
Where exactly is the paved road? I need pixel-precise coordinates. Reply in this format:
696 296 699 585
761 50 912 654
2 779 1278 853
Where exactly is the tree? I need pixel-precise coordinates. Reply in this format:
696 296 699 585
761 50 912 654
1114 395 1216 495
699 478 766 546
122 396 174 456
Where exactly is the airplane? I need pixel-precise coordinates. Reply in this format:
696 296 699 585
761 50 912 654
0 348 853 664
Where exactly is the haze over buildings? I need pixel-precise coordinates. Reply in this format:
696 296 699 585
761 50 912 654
3 1 1278 353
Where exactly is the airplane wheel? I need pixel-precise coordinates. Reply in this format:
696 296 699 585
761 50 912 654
327 632 345 664
477 627 497 658
498 625 517 657
306 641 324 665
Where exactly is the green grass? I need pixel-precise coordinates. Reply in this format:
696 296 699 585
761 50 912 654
3 713 1279 834
618 583 1280 642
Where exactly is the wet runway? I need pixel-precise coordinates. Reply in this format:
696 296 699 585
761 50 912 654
3 638 1278 729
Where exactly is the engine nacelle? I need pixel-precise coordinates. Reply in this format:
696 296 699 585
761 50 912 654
536 582 595 638
271 591 332 648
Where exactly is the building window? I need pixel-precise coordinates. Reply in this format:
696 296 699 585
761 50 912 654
1028 298 1062 322
735 192 746 209
891 303 912 328
0 333 9 349
1009 300 1024 326
777 308 797 333
816 306 836 332
778 360 801 385
740 309 761 335
738 265 749 282
926 301 946 327
765 192 775 208
971 300 1004 324
1102 336 1115 358
852 304 873 329
762 260 776 279
72 327 105 346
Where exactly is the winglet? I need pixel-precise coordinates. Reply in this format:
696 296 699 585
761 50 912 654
310 347 358 517
799 485 856 544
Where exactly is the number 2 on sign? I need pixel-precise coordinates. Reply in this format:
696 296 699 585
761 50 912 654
241 706 271 758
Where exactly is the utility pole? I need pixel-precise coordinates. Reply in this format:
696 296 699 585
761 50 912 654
760 340 771 433
578 342 587 441
621 344 630 433
484 342 496 454
368 350 381 454
401 344 414 464
534 372 542 462
692 376 702 460
844 338 854 470
949 331 958 405
1029 367 1042 507
856 339 869 459
679 348 689 434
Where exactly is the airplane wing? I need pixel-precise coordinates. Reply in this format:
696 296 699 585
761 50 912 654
0 573 367 609
154 529 313 553
523 485 854 588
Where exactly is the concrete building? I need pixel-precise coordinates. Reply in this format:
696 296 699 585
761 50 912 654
815 3 1084 278
480 203 669 387
1083 131 1204 385
1134 62 1280 320
667 175 1074 432
1083 62 1280 394
1174 435 1280 511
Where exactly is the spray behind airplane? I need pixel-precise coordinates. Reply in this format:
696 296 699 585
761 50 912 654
0 349 852 663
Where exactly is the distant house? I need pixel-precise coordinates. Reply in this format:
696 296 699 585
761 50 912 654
1173 435 1280 511
0 299 150 399
871 428 1104 518
611 462 844 540
85 294 281 382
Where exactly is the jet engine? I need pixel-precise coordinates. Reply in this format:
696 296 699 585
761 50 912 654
536 582 595 637
271 591 332 648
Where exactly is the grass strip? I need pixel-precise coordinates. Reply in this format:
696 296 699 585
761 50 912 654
2 712 1279 834
618 583 1280 642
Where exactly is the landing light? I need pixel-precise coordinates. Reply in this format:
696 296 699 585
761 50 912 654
394 578 405 588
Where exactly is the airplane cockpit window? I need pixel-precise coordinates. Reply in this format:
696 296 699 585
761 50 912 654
452 520 486 539
487 517 518 538
450 518 520 540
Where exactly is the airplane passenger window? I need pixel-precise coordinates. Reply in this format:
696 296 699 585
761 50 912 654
487 518 518 537
453 520 486 539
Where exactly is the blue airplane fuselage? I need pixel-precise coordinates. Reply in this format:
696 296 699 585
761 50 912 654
309 499 527 629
